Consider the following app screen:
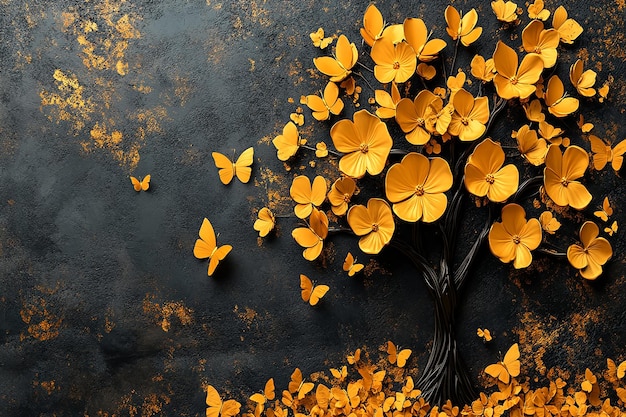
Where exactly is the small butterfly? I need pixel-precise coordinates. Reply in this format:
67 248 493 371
577 114 594 133
552 5 583 44
485 343 520 384
343 252 364 277
387 341 412 368
193 218 232 276
315 383 331 410
605 221 618 237
594 197 613 222
313 34 358 83
206 385 241 417
306 81 344 121
589 136 626 172
130 174 150 192
254 207 275 237
618 360 626 379
310 27 333 49
545 75 579 118
539 211 561 234
347 348 361 365
288 368 315 399
212 147 254 184
273 122 305 162
300 274 329 306
250 378 276 408
598 81 610 103
477 328 493 342
330 365 347 382
491 0 518 23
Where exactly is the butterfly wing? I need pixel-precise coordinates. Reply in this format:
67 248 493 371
194 218 217 260
387 341 398 364
206 385 223 417
130 176 141 191
234 147 254 183
208 245 232 276
485 363 509 384
309 284 329 306
503 343 521 379
300 275 313 303
611 139 626 171
221 399 241 417
396 349 412 368
212 152 235 185
140 174 151 191
289 368 304 394
589 135 609 171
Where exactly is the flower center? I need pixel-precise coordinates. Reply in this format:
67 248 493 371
561 177 569 187
417 117 425 126
510 76 518 85
461 117 470 126
343 193 351 202
371 223 379 232
359 143 369 153
485 173 495 184
512 235 521 244
415 185 425 196
533 47 542 54
393 61 400 70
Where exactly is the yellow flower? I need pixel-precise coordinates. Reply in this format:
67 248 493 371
567 221 612 280
347 198 395 254
403 18 447 62
488 203 542 269
493 41 543 100
395 90 439 145
371 38 417 84
543 145 592 209
330 110 393 178
491 0 518 23
521 20 559 68
272 121 305 161
292 208 329 261
515 124 548 166
464 138 519 202
290 175 327 219
328 177 357 216
470 54 496 83
385 153 453 223
375 82 402 119
570 59 597 97
448 88 490 142
445 6 482 46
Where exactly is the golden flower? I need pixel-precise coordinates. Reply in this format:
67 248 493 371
567 221 612 280
493 41 543 100
491 0 518 23
347 198 395 254
416 63 436 80
273 121 305 161
330 110 393 178
488 203 542 269
385 153 453 223
445 6 482 46
538 121 564 144
464 138 519 202
292 208 329 261
448 88 490 142
470 54 496 83
371 38 417 84
521 20 559 68
375 82 401 119
328 176 357 216
528 0 550 20
395 90 439 145
403 17 447 62
515 124 548 166
290 175 327 219
543 145 592 209
570 59 597 97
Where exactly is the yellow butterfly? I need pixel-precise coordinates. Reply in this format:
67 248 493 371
306 81 344 121
310 27 333 49
206 385 241 417
618 360 626 379
347 348 361 365
527 0 550 20
477 328 493 342
273 122 305 162
193 218 232 276
444 6 482 47
254 207 275 238
358 365 385 393
250 378 276 409
360 4 384 47
598 81 610 103
570 60 597 98
545 75 579 118
552 5 583 44
485 343 520 384
539 211 561 234
313 34 358 83
594 197 613 222
130 174 150 192
292 208 328 261
300 274 329 306
577 114 594 133
589 136 626 172
288 367 315 399
515 124 548 166
315 383 331 411
343 252 364 277
491 0 518 23
605 221 618 237
330 365 347 382
212 147 254 184
387 341 412 368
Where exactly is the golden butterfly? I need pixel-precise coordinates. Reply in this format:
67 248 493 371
343 252 364 277
605 221 618 237
212 147 254 185
539 211 561 234
594 197 613 222
206 385 241 417
254 207 275 238
288 367 315 400
300 274 329 306
130 174 150 192
589 136 626 172
477 328 493 342
193 218 232 276
250 378 276 415
387 341 412 368
485 343 520 384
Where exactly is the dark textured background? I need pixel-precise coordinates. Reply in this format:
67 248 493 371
0 0 625 415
